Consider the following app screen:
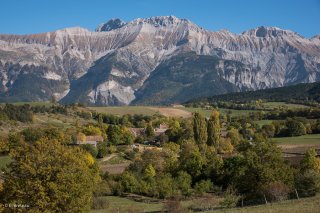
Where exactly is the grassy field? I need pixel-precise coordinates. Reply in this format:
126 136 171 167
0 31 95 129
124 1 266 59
0 101 53 107
0 112 95 136
100 155 129 165
263 102 309 109
88 106 157 116
89 106 192 118
98 153 131 174
90 194 320 213
213 194 320 213
183 107 258 118
90 196 163 212
90 106 258 118
0 155 12 170
272 134 320 145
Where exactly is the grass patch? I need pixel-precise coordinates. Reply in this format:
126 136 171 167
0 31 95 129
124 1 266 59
272 134 320 145
100 155 129 165
0 155 12 170
88 106 158 116
212 194 320 213
90 194 320 213
89 106 192 118
183 107 258 118
90 196 163 212
0 102 54 107
263 102 309 109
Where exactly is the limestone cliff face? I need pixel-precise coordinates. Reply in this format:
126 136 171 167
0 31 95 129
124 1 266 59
0 16 319 105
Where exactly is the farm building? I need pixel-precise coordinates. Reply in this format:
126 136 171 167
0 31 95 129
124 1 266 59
76 135 104 147
129 128 145 137
154 123 168 135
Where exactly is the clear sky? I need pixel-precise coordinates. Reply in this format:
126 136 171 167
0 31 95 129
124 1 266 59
0 0 319 38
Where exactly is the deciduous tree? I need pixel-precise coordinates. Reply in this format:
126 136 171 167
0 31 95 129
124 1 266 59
0 138 100 212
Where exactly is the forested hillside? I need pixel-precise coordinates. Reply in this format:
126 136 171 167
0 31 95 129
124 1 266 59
187 82 320 105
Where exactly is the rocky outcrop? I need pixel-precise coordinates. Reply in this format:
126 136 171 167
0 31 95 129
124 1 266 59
96 18 126 32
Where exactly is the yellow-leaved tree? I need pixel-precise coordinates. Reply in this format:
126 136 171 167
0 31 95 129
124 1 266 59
0 135 100 212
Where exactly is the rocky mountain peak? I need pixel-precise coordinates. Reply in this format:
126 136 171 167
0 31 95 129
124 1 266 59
0 16 319 106
55 27 90 35
311 35 320 41
129 15 193 27
95 18 126 32
242 26 300 38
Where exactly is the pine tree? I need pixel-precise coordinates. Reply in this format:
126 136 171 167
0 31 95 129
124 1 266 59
193 112 207 145
207 109 221 147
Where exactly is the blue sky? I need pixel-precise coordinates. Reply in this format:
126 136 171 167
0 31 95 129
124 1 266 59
0 0 319 38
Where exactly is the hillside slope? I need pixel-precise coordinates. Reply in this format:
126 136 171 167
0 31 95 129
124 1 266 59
186 82 320 104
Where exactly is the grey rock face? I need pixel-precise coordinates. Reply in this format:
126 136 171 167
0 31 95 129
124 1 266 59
96 18 126 32
0 16 319 105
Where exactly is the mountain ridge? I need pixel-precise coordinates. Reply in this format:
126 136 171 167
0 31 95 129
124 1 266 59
0 16 319 105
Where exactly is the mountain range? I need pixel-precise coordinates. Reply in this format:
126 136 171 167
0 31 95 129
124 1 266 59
0 16 319 105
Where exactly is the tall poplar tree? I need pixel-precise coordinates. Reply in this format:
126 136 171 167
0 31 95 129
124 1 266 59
207 109 221 147
193 112 207 145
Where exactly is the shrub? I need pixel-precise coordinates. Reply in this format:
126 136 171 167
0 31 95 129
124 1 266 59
80 144 98 158
295 170 320 197
174 171 192 197
163 199 189 213
189 195 219 211
93 180 112 196
91 197 109 210
218 138 234 154
264 182 290 202
107 145 117 154
219 187 241 208
194 180 213 196
97 142 108 158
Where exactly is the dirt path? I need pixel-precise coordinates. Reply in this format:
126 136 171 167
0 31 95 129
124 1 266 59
147 107 192 118
99 153 117 162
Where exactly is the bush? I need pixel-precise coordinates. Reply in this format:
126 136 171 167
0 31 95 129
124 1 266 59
174 171 192 197
97 142 107 158
124 150 138 160
80 144 98 158
219 187 241 208
194 180 213 196
107 145 117 154
93 180 112 196
295 170 320 197
264 182 290 202
91 197 109 210
286 119 306 136
121 172 140 193
163 199 189 213
218 138 234 154
155 174 174 198
83 125 102 136
189 195 219 211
